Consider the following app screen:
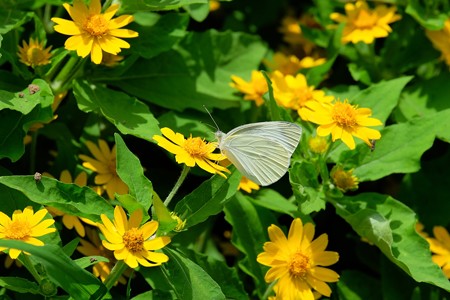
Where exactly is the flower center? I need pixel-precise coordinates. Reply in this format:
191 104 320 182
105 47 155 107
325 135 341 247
27 47 46 64
5 220 32 240
288 251 311 278
83 15 109 36
331 101 357 128
353 10 378 29
294 87 314 107
183 137 209 157
122 228 144 253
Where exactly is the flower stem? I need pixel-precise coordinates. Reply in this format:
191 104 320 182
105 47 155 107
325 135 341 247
103 260 128 291
261 280 277 299
51 55 82 94
164 165 190 207
19 254 42 284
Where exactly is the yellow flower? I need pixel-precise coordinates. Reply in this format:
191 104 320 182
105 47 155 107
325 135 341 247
307 99 382 150
426 226 450 278
271 71 334 121
238 176 260 193
330 165 359 192
230 71 268 106
77 227 129 284
17 38 52 67
0 207 56 259
426 18 450 67
153 128 230 178
51 0 138 64
257 218 339 300
209 0 220 12
170 212 186 232
98 206 171 269
264 52 326 75
45 170 94 237
308 136 329 154
330 1 401 44
278 15 318 55
79 139 129 199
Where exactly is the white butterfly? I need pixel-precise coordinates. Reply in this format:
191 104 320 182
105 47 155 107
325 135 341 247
215 121 302 186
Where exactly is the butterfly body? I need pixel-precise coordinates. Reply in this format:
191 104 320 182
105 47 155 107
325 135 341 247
215 121 302 186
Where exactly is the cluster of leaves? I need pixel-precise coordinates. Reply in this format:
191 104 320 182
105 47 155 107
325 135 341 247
0 0 450 299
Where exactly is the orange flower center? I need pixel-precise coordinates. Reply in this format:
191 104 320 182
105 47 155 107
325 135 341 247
288 251 311 278
353 9 378 29
122 228 144 253
331 101 357 128
4 220 32 240
183 137 210 157
83 15 109 36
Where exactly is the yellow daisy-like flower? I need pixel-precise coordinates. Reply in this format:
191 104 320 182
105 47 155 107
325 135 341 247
271 71 334 121
153 128 230 178
230 71 268 106
45 170 96 237
209 0 220 12
238 176 260 193
257 218 339 300
79 139 129 200
330 1 401 44
0 207 56 259
306 99 382 150
308 136 329 154
426 226 450 278
426 18 450 67
77 227 129 284
98 206 171 269
51 0 138 64
330 165 359 192
278 15 318 55
17 38 52 67
264 52 326 75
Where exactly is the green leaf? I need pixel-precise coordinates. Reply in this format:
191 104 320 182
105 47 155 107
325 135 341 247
0 176 113 222
224 193 277 298
352 118 436 181
247 189 297 217
179 248 248 300
333 193 450 292
0 79 54 161
183 3 210 22
0 10 33 34
0 277 40 294
152 192 178 235
140 247 226 300
394 72 450 122
262 70 282 121
158 110 217 140
0 241 108 299
337 270 381 300
405 0 448 30
132 12 189 59
74 256 110 269
107 30 266 111
290 160 326 214
115 133 153 211
73 80 160 141
174 169 241 228
120 0 207 12
352 76 412 124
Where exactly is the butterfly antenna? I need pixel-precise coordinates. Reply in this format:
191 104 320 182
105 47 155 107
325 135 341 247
203 105 220 131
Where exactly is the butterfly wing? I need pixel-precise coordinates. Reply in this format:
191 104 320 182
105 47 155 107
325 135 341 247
223 121 302 156
220 134 292 186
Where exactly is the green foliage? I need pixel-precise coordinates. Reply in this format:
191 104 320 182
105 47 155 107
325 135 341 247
1 0 450 299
